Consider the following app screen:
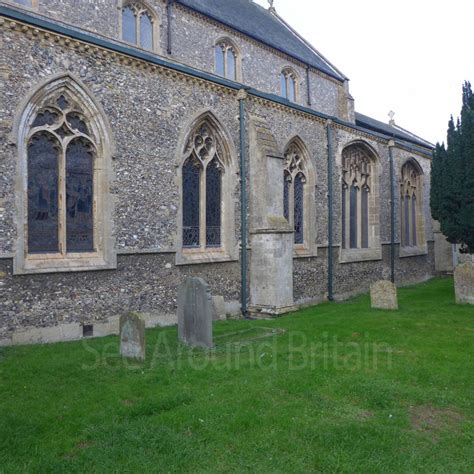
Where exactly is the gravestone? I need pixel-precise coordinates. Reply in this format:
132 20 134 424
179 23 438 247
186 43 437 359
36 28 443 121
178 277 213 348
120 312 146 360
370 280 398 310
212 295 226 321
454 262 474 305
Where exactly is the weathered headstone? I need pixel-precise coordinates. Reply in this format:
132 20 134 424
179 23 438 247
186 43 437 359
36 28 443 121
454 262 474 305
212 295 226 321
370 280 398 310
120 312 146 360
178 277 213 348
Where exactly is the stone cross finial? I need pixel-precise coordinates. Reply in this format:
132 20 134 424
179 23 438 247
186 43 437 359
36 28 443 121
388 110 396 126
268 0 276 13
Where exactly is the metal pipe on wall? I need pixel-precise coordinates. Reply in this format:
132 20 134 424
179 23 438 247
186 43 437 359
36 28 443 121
167 0 173 55
326 121 334 301
238 89 249 317
388 140 396 283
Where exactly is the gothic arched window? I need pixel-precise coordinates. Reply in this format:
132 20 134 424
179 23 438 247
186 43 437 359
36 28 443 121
122 2 155 50
27 95 96 255
215 40 238 80
400 161 423 248
281 68 297 102
283 140 314 248
341 144 375 250
15 75 115 275
182 121 226 249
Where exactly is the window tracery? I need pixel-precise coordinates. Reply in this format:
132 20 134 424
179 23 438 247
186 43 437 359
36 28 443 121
122 2 155 50
215 40 238 80
400 161 423 248
281 69 297 102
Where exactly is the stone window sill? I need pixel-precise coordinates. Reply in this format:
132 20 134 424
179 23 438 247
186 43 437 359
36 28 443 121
339 247 382 264
294 245 317 259
14 254 117 275
176 248 238 266
399 245 428 258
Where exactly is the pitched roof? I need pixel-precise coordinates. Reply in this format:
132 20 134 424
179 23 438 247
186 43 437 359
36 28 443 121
355 112 434 152
175 0 345 81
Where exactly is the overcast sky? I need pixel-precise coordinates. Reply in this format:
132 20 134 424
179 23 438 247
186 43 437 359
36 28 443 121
254 0 474 145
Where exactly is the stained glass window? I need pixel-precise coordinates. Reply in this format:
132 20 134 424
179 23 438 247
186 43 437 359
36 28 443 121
123 6 137 44
140 13 153 50
66 139 94 252
400 161 422 248
404 195 410 246
294 173 304 244
349 185 358 249
283 171 290 221
361 187 369 248
411 195 417 246
342 145 373 250
182 157 201 248
27 133 59 254
205 158 222 247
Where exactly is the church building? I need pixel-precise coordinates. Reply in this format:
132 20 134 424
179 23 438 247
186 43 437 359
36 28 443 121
0 0 435 345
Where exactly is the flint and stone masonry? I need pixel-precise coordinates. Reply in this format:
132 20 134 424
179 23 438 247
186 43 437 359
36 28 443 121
0 0 436 345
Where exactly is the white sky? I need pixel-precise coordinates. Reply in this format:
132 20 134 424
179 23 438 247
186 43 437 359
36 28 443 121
254 0 474 145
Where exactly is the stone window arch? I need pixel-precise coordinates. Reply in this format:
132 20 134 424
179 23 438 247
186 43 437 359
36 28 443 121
214 38 240 81
13 74 115 274
280 68 298 102
400 159 425 249
120 1 158 51
340 142 381 262
177 113 237 265
283 137 316 255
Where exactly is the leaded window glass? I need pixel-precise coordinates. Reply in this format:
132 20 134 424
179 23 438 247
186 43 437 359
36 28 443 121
140 13 153 50
26 92 97 256
182 121 227 251
14 0 32 6
294 173 304 244
205 158 222 247
349 185 358 249
182 157 201 248
122 3 154 50
400 161 422 247
27 133 60 254
281 69 297 101
122 6 136 44
283 171 291 221
215 41 237 80
66 139 94 252
342 145 373 250
283 143 308 246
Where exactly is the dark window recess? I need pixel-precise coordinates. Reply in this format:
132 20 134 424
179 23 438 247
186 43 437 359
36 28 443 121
205 158 222 247
411 195 417 246
404 194 410 246
82 324 93 337
349 184 358 249
341 185 346 249
361 187 369 248
294 173 304 244
283 172 290 221
66 139 94 253
27 133 60 254
182 156 201 247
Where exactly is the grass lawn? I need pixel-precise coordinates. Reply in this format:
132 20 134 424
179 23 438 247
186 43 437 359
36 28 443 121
1 277 474 472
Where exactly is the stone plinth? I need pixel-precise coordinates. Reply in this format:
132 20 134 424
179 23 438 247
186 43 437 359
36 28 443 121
454 261 474 305
370 280 398 310
120 312 146 360
178 277 213 348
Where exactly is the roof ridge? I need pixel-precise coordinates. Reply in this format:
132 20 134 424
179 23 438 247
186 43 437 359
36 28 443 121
271 10 348 80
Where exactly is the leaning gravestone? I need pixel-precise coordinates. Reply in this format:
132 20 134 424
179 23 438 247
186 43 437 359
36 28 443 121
454 262 474 305
370 280 398 310
178 277 213 348
120 312 146 360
